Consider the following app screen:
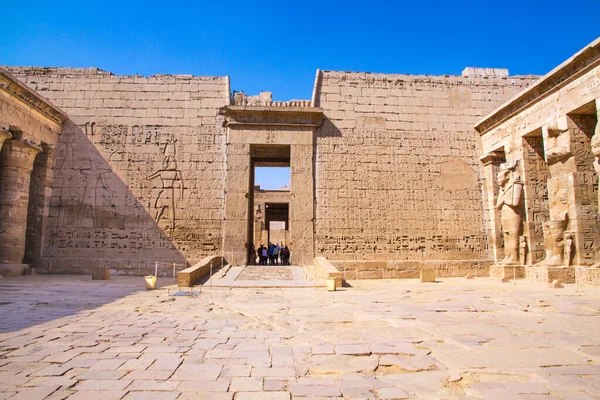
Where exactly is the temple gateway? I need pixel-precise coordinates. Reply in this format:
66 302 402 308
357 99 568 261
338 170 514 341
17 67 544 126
1 37 598 284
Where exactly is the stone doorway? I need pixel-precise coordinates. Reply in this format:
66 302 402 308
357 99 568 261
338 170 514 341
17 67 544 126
265 203 289 246
250 144 291 253
220 104 323 266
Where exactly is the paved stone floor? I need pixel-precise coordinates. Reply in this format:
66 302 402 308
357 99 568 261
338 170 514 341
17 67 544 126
206 265 318 288
1 274 600 399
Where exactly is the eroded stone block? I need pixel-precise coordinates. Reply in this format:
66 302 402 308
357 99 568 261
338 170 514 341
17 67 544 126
420 269 435 283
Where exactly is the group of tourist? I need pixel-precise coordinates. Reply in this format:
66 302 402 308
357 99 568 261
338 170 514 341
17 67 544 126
249 243 291 265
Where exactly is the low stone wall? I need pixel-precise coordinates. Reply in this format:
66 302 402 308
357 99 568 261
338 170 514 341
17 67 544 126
330 260 492 279
314 257 343 286
177 256 224 287
489 265 525 279
575 267 600 286
526 266 576 284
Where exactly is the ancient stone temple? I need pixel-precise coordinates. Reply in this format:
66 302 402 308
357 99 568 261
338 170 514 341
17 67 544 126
0 68 67 276
1 36 598 282
477 37 600 284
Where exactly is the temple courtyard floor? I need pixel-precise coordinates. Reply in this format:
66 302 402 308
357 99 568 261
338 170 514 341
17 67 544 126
1 269 600 400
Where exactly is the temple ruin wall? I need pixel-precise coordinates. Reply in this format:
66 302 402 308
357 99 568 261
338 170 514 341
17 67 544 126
6 67 229 274
314 70 539 274
4 66 543 275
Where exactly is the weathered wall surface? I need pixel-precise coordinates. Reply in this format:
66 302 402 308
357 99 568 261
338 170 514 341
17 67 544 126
6 67 229 274
314 70 538 267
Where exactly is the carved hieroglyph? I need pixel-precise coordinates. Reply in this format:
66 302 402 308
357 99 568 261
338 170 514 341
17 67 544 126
5 67 229 273
315 70 537 264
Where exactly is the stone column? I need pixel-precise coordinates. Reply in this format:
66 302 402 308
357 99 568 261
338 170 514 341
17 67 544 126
480 150 506 263
24 144 55 267
592 98 600 211
290 144 315 264
591 98 600 267
542 115 598 265
518 135 550 264
0 129 11 152
222 142 251 265
0 139 42 276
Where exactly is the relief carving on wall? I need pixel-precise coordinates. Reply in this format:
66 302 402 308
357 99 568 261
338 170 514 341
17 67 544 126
140 136 184 234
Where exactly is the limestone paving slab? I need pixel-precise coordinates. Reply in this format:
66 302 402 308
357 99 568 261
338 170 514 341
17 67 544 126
0 275 600 399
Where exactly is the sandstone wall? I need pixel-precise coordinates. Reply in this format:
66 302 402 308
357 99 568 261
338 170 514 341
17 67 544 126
6 67 229 274
314 70 538 266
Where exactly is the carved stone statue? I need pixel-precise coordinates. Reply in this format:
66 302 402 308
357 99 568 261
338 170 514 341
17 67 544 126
495 161 524 265
564 232 574 267
537 212 567 267
592 121 600 200
519 235 528 265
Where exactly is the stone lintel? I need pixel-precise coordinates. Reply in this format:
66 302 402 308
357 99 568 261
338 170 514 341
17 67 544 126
475 37 600 135
220 105 324 127
0 67 68 126
480 150 506 166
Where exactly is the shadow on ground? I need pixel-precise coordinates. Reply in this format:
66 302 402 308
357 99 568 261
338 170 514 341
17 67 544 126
0 274 174 333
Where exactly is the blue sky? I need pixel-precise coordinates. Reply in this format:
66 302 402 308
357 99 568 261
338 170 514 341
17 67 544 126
255 167 290 190
3 0 599 101
3 0 599 188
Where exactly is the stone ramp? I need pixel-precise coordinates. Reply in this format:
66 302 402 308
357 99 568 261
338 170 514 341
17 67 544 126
204 264 325 288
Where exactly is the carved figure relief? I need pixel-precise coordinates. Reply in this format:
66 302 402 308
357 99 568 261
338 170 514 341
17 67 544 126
140 136 184 234
495 161 524 265
592 119 600 199
519 235 528 265
564 232 574 267
77 158 114 228
591 118 600 267
522 136 550 263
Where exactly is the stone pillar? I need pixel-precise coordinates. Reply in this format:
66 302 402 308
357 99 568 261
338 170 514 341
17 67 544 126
223 142 250 265
290 144 314 264
592 98 600 210
24 144 55 267
0 129 11 152
542 115 598 265
0 140 42 275
519 135 550 264
480 150 506 263
591 98 600 266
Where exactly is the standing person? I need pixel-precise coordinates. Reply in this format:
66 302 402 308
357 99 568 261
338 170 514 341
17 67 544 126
273 244 280 265
260 245 268 265
283 245 290 265
279 245 286 265
268 242 274 265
